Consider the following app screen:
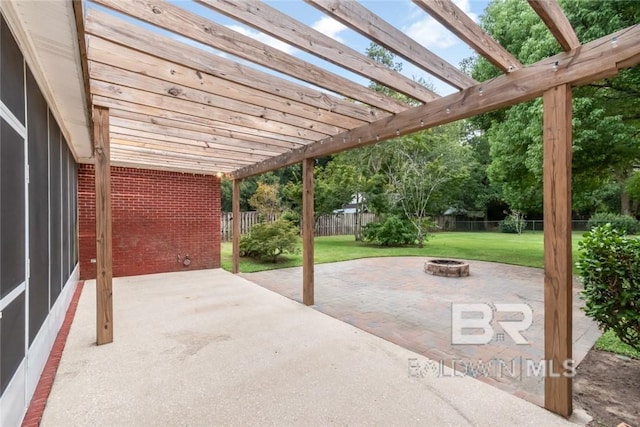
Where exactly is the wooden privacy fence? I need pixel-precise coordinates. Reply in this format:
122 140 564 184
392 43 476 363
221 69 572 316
221 211 376 241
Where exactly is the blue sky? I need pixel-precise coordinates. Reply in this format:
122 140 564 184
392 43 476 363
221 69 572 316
187 0 492 96
95 0 492 97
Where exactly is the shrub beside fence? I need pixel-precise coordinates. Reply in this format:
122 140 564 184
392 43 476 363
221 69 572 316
221 211 377 241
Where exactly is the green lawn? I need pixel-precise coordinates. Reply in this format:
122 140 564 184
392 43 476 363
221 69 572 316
595 330 640 359
221 231 584 273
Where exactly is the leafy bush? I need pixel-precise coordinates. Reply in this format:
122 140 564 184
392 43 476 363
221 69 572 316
499 210 527 234
577 224 640 351
587 212 639 235
280 210 300 226
239 219 299 262
362 215 416 246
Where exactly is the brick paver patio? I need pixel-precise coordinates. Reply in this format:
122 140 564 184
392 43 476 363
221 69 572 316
242 257 601 406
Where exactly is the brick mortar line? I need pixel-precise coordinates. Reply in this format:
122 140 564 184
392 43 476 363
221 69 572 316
21 281 85 427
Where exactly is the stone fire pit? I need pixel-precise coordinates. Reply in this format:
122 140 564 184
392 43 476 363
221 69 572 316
424 259 469 277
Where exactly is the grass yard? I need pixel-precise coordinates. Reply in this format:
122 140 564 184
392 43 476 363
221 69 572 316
221 231 585 273
595 330 640 359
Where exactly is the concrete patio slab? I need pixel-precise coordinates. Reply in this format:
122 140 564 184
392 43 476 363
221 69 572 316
42 269 579 426
242 258 601 406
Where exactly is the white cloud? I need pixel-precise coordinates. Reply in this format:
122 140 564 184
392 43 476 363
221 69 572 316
226 24 297 55
311 16 347 43
404 0 478 50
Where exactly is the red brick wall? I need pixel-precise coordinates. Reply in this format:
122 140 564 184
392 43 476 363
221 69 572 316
78 165 221 279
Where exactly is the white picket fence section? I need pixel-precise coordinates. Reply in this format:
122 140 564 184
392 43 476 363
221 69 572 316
221 211 376 241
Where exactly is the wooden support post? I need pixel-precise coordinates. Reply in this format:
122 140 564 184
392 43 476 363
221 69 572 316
543 84 573 417
232 179 241 274
302 158 314 306
93 105 113 345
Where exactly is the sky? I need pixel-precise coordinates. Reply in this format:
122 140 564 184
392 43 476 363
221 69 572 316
94 0 492 97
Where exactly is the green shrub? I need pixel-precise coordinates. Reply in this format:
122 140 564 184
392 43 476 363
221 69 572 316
239 219 300 262
577 224 640 351
362 215 416 246
587 212 639 234
280 210 300 226
499 211 527 234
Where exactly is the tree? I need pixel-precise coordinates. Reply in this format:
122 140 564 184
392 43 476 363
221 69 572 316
249 182 281 220
384 127 471 246
281 160 354 223
626 171 640 215
468 0 640 215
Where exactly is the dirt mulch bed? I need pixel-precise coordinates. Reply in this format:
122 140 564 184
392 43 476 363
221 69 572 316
574 348 640 427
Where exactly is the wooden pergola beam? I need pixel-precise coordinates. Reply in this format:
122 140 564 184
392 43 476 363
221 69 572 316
110 138 257 165
84 9 387 125
232 179 241 274
110 144 259 165
412 0 523 73
108 128 273 161
90 80 328 141
108 111 304 150
302 158 314 306
72 0 93 148
93 105 113 345
528 0 580 51
542 84 573 416
109 150 234 173
198 0 438 103
306 0 477 90
99 100 312 148
109 159 224 175
93 0 410 114
87 36 366 130
231 23 640 180
109 118 290 155
88 61 352 136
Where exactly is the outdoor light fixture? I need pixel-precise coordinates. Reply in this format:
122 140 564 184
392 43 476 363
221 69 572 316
611 36 618 48
216 171 223 178
552 61 559 72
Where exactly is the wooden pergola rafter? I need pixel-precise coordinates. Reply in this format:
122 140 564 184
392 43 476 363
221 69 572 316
76 0 640 418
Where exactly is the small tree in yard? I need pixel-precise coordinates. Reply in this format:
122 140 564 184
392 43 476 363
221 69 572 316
499 210 527 234
249 182 281 220
577 224 640 351
385 131 469 248
239 219 299 263
241 182 299 262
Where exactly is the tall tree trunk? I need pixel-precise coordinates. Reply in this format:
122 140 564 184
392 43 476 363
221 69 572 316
621 189 631 215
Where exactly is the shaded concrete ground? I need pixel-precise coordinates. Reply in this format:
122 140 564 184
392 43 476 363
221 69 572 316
242 257 601 406
42 269 582 426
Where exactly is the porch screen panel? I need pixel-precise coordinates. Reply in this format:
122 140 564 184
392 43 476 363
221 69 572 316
0 118 25 298
27 68 50 343
0 15 25 124
0 293 25 394
61 138 69 284
49 112 61 307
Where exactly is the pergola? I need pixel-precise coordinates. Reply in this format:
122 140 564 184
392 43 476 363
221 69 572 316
65 0 640 418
